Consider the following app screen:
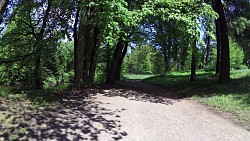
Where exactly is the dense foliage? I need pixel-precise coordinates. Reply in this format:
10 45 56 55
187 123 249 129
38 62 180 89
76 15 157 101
0 0 249 88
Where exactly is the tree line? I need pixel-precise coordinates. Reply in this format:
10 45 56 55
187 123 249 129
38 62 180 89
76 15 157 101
0 0 249 89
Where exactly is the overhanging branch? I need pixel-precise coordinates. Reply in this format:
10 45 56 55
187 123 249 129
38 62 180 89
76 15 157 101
0 52 33 64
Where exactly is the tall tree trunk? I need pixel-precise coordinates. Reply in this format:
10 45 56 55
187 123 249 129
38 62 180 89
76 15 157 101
212 1 222 76
215 19 221 76
214 0 230 83
106 40 124 84
115 42 128 81
74 5 100 87
34 45 43 89
83 24 95 85
190 40 197 81
106 43 111 75
0 0 8 24
33 0 51 89
74 22 86 87
205 35 211 66
73 6 80 81
89 27 100 85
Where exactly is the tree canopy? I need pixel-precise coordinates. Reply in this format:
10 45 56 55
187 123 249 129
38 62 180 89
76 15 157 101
0 0 249 88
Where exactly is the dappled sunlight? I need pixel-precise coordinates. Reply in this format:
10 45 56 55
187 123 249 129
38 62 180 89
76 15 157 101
0 89 127 141
100 80 184 105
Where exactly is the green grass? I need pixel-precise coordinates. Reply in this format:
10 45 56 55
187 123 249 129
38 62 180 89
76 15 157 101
144 69 250 122
0 94 33 140
124 74 155 80
144 70 216 93
0 86 63 140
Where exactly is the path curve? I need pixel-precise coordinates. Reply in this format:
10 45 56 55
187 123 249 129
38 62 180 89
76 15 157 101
1 80 249 141
93 80 250 141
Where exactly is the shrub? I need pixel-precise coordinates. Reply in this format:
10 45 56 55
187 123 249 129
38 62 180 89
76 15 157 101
94 73 106 85
204 60 216 72
229 38 245 69
0 86 12 98
239 65 249 70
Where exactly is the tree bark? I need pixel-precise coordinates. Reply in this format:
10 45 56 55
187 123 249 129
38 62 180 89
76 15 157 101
74 5 100 87
214 0 230 83
0 0 9 24
74 22 86 87
82 24 95 85
205 35 211 66
190 40 197 81
33 0 52 89
212 1 222 76
115 42 128 81
73 6 80 81
215 19 221 76
34 45 43 89
88 27 100 85
106 40 124 84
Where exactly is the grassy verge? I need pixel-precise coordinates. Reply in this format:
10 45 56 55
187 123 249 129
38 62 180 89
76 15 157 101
124 74 155 80
0 85 69 140
144 70 250 123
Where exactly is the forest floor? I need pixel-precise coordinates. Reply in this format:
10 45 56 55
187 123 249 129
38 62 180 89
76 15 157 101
1 80 250 141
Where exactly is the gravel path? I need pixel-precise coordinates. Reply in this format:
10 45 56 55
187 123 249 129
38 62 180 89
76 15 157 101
91 80 250 141
1 80 250 141
93 95 250 141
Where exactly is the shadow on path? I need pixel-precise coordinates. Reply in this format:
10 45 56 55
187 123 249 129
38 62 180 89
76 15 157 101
1 80 187 140
101 80 183 105
0 89 127 141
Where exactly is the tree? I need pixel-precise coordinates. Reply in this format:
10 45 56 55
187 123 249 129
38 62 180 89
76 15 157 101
104 0 142 84
0 0 231 89
106 40 125 84
115 42 128 81
74 0 119 87
190 39 198 81
227 0 250 66
0 0 74 88
213 0 230 83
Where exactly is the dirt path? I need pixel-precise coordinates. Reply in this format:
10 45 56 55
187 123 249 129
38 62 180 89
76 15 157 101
1 80 250 141
93 80 250 141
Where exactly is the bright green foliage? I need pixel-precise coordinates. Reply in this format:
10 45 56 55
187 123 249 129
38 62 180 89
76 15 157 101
206 37 245 71
123 45 152 74
123 44 165 75
92 0 142 46
43 41 74 87
149 49 165 74
229 38 245 69
0 0 248 88
139 0 216 73
0 0 74 87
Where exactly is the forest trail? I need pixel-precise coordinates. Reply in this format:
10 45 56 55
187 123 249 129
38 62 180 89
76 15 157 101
2 80 250 141
89 80 250 141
